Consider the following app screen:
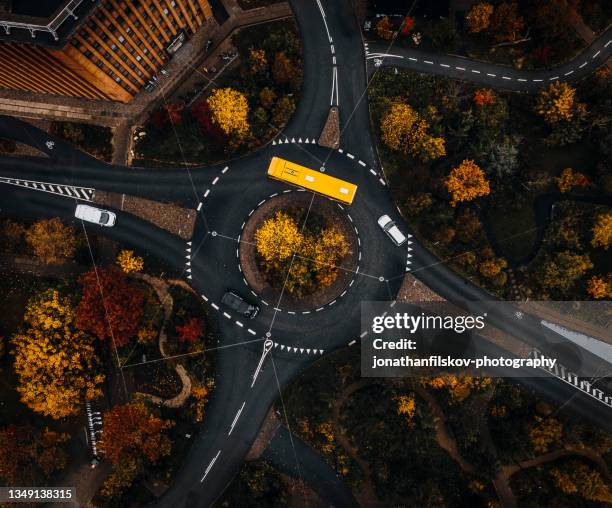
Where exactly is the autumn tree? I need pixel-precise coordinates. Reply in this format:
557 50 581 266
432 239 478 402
536 82 579 124
76 265 144 347
489 2 525 42
259 87 277 109
0 425 68 484
271 96 296 128
206 87 250 138
25 218 77 264
466 2 494 33
175 317 204 343
395 393 416 427
116 249 144 273
555 167 589 193
529 416 563 453
98 402 173 497
591 211 612 249
376 16 394 40
551 461 612 503
479 257 508 278
271 52 295 85
473 88 496 107
255 211 303 269
445 160 490 207
538 251 593 292
586 275 612 299
404 192 433 216
311 226 350 287
11 289 104 419
380 101 446 162
248 47 268 75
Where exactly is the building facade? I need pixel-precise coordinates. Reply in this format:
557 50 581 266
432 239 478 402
0 0 213 102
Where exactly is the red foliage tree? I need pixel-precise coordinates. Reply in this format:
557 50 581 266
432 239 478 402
76 266 144 347
190 100 228 145
175 317 204 343
98 402 172 465
401 16 415 35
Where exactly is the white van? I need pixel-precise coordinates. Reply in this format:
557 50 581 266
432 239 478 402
378 215 407 246
75 204 116 227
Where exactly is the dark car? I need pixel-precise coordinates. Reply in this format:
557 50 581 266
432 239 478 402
221 291 259 319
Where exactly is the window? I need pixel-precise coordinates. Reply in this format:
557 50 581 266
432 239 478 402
118 35 125 43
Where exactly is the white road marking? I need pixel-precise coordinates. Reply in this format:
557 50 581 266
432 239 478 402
549 76 559 80
348 339 356 346
471 69 481 74
197 202 203 211
408 57 418 62
204 189 210 198
605 40 612 48
579 61 588 68
212 177 219 185
247 328 257 335
502 76 512 80
455 66 466 71
424 60 433 65
593 50 601 58
379 178 386 185
360 331 368 338
533 79 543 82
347 153 355 159
201 294 208 301
486 73 496 77
222 166 229 174
440 63 450 68
358 160 366 166
211 303 219 310
235 320 243 328
369 169 377 175
564 70 574 76
201 450 221 482
518 78 527 82
228 402 246 435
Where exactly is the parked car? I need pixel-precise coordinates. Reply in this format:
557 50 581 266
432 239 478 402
377 214 407 246
221 291 259 318
75 204 116 227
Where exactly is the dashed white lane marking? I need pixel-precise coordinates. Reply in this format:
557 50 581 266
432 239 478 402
247 328 257 336
605 40 612 48
201 450 221 482
408 57 418 61
502 76 512 80
197 202 203 211
223 312 231 319
360 331 368 338
455 66 466 71
518 78 527 82
565 70 574 76
228 402 246 436
593 50 601 58
487 73 496 77
235 321 244 328
348 339 357 346
424 60 433 65
440 63 450 68
204 189 210 198
212 177 219 185
346 153 355 159
533 79 543 82
358 160 366 166
379 178 386 186
331 44 335 53
201 294 209 302
549 76 559 80
579 61 588 68
222 166 229 174
369 169 377 175
211 303 219 310
471 69 480 74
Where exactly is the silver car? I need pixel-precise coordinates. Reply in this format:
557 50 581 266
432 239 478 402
377 214 407 246
75 204 116 227
221 291 259 319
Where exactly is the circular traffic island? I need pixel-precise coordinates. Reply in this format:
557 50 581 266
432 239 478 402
240 192 359 312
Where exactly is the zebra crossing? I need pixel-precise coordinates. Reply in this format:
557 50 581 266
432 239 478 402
0 176 95 201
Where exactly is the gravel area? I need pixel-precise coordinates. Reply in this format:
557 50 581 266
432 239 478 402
94 191 196 240
318 107 340 149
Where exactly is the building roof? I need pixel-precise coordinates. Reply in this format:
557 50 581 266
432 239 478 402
0 0 99 47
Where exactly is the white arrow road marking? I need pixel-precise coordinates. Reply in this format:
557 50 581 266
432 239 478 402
251 339 273 387
200 450 221 482
228 402 246 435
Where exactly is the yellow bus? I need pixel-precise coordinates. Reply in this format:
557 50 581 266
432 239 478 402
267 157 358 205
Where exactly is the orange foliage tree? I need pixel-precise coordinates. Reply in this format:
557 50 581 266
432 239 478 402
445 160 490 207
76 265 144 347
586 275 611 299
0 425 68 484
376 16 394 40
489 1 525 42
591 212 612 250
473 88 496 107
536 82 578 124
555 167 589 193
25 218 77 264
466 2 494 33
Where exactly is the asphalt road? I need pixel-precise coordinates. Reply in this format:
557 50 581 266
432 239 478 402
0 2 610 506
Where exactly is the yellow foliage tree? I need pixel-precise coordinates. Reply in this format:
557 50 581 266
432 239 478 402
586 275 612 299
466 2 494 33
479 258 508 278
11 289 104 419
206 87 250 137
529 416 563 453
591 212 612 250
380 101 446 162
248 47 267 75
445 160 490 207
116 249 144 273
536 82 577 124
25 218 77 264
395 393 416 426
255 211 303 268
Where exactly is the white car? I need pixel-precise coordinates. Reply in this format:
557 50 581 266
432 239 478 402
75 204 116 227
378 215 407 246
